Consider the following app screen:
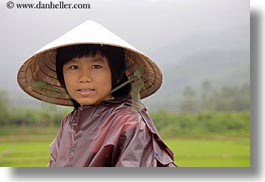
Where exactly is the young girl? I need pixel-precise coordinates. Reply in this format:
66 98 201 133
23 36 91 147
17 20 176 167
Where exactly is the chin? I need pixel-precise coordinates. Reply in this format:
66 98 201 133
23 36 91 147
78 99 102 106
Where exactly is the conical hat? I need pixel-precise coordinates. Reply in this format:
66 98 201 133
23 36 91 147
17 20 162 106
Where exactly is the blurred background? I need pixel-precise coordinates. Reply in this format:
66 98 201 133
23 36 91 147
0 0 249 167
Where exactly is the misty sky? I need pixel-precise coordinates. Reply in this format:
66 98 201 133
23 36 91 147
0 0 249 104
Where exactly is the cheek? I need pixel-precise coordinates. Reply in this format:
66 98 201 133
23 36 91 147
106 71 113 89
62 71 75 91
100 73 112 90
96 70 112 91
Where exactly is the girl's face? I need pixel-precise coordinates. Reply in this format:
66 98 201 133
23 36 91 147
63 54 113 106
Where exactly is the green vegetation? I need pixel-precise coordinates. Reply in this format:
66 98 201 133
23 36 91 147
166 138 250 167
0 141 50 167
151 111 249 138
180 82 250 113
0 126 250 167
0 85 250 167
0 110 250 167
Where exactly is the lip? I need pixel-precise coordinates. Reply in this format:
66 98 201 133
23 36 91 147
77 88 95 96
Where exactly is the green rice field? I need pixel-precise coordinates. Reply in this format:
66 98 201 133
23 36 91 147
0 127 250 167
166 138 250 167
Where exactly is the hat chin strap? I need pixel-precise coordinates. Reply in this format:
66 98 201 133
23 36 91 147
131 68 144 111
110 77 133 94
110 68 144 111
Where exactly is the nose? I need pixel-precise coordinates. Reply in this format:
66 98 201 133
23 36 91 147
79 69 91 83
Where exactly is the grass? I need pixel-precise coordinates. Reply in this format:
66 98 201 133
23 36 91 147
165 137 250 167
0 142 50 167
0 126 56 167
0 126 250 167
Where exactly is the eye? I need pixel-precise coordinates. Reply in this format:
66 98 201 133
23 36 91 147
68 65 79 70
91 64 102 69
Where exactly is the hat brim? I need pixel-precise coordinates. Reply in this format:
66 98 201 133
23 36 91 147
17 43 162 106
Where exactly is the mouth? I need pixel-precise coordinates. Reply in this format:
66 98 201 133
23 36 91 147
77 88 95 96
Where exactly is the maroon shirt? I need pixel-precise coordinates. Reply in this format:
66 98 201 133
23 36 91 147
48 97 176 167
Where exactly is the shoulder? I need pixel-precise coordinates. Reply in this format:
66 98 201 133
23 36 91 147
105 99 150 133
113 98 160 135
112 104 143 128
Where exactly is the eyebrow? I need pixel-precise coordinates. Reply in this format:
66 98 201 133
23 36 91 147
90 57 106 63
67 57 107 64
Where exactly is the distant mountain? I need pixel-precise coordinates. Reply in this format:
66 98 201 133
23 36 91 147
143 48 249 111
141 27 249 111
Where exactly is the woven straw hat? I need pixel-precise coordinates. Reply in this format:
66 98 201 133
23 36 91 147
17 20 162 106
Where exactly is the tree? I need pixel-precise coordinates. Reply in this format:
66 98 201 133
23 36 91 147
180 86 198 113
0 90 10 125
201 80 213 111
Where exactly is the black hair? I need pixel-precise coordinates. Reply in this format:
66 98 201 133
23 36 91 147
56 44 131 109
